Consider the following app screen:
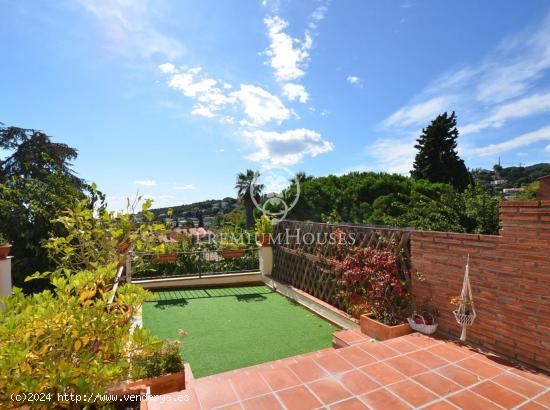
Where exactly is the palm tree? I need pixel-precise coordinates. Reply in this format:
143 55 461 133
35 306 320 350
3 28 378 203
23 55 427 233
235 169 263 229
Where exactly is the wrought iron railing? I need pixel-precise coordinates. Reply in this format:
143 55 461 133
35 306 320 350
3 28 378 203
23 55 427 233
131 248 259 280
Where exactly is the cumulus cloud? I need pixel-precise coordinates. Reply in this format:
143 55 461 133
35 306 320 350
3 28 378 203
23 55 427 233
243 128 333 165
346 75 362 87
263 16 312 82
134 179 157 186
161 65 235 118
231 84 291 126
282 83 309 103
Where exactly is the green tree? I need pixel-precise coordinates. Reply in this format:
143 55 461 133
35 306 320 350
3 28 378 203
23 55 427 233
0 125 90 291
411 112 472 191
235 170 263 229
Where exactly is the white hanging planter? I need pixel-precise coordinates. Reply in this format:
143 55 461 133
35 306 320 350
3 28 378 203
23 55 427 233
453 254 476 342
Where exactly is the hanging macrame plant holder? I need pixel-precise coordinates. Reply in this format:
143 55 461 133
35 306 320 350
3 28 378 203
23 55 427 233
453 254 476 342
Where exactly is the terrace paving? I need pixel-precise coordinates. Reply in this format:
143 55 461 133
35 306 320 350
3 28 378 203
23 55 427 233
148 331 550 409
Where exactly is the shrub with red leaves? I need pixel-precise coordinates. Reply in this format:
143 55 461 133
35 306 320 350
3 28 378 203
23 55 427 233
333 247 409 325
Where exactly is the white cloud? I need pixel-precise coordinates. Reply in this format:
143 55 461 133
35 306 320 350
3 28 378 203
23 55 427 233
382 97 449 128
216 148 225 153
469 125 550 156
461 92 550 135
361 138 417 174
231 84 291 126
243 128 333 165
264 16 312 82
134 179 157 187
309 3 328 30
162 65 235 118
175 184 195 190
158 63 176 74
282 83 309 103
76 0 184 60
346 75 363 88
191 104 215 118
546 144 550 153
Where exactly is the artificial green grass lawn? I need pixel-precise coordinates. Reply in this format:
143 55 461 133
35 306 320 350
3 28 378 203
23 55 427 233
142 285 339 377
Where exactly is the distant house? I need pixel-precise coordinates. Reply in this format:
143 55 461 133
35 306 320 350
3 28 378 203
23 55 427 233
503 187 523 199
169 227 215 243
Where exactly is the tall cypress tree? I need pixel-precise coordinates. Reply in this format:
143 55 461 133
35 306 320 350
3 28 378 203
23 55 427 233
411 111 472 191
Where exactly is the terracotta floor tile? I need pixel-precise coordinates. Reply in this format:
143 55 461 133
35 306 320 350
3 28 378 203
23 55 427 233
429 344 471 362
388 379 439 407
408 349 449 369
330 398 370 409
447 390 502 410
361 388 412 410
385 355 429 376
308 378 353 405
358 341 400 360
193 379 238 409
472 352 514 370
384 337 419 353
276 385 322 410
216 404 243 410
260 367 301 391
518 401 548 410
413 371 462 396
334 329 366 345
340 369 380 395
471 381 526 409
360 362 406 385
229 372 271 400
438 365 480 387
401 333 441 348
337 345 377 367
511 368 550 387
148 389 201 410
315 352 354 373
493 373 546 397
535 391 550 407
457 356 505 379
289 358 327 382
421 401 458 410
242 393 283 410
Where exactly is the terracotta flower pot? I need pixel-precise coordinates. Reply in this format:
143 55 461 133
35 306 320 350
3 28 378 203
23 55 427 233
128 370 185 395
259 234 271 247
153 254 177 263
360 313 412 340
222 249 245 259
0 244 12 259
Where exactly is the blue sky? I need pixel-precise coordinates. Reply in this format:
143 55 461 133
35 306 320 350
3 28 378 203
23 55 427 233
2 0 550 209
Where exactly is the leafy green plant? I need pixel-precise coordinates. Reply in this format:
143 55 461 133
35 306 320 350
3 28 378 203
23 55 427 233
0 232 8 245
129 333 184 380
511 181 540 201
255 215 274 235
0 263 151 408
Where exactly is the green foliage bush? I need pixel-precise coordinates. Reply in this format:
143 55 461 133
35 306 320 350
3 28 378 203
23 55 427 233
129 334 184 380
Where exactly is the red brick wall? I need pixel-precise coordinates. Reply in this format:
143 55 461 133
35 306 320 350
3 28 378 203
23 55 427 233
410 200 550 372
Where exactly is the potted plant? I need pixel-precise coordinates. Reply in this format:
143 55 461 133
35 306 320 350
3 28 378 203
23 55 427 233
221 242 246 259
128 338 185 395
0 233 11 259
153 242 179 263
335 247 412 340
408 303 439 335
255 215 274 247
